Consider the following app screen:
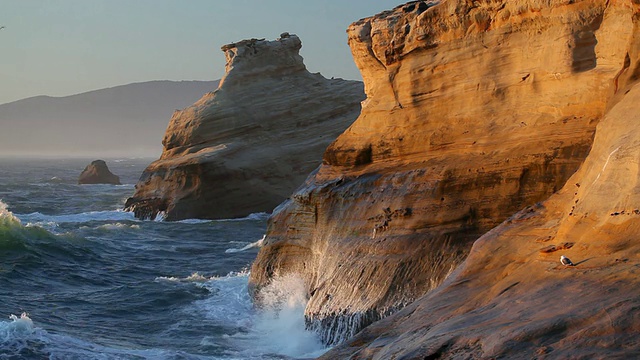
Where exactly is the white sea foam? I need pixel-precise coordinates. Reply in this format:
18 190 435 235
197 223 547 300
16 210 136 224
195 272 328 359
225 235 265 253
155 272 216 283
24 221 59 232
95 223 141 230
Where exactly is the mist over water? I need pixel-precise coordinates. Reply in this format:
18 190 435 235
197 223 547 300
0 158 326 359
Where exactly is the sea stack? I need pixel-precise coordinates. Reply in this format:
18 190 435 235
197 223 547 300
78 160 121 185
249 0 639 347
125 33 364 221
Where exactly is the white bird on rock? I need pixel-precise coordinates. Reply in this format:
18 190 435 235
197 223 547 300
560 255 575 266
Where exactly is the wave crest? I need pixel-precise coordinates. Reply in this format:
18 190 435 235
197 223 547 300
225 234 265 253
0 199 22 227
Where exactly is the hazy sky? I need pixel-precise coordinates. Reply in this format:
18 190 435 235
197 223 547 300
0 0 402 105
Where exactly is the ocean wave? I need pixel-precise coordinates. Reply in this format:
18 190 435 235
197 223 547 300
0 312 213 359
225 235 265 253
215 212 270 223
0 200 57 249
16 210 136 224
155 212 269 224
0 199 22 225
176 218 213 224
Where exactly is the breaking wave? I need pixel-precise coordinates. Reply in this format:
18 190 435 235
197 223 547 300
225 235 265 253
216 212 270 222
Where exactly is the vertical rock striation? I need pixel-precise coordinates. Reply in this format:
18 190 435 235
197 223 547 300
323 50 640 360
125 34 364 221
250 0 638 345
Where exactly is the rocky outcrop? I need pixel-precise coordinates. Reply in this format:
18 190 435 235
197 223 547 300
323 65 640 360
78 160 121 185
249 0 639 346
125 34 364 221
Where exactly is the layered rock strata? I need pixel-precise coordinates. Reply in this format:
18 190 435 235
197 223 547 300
125 34 364 220
324 62 640 360
78 160 121 185
250 0 639 345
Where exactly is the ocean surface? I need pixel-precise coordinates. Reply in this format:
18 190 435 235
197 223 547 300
0 158 326 359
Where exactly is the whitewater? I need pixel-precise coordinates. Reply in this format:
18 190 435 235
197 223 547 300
0 158 327 359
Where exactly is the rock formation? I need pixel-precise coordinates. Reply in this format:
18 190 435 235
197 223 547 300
78 160 121 185
124 34 364 221
323 62 640 360
250 0 639 346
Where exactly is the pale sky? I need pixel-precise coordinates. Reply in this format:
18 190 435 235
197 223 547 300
0 0 402 105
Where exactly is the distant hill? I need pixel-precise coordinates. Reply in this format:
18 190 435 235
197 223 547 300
0 80 219 158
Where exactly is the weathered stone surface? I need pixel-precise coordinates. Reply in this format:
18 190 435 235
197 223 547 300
125 34 364 221
249 0 639 345
323 71 640 360
78 160 121 185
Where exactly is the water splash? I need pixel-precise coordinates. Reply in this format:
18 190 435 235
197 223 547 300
246 274 327 358
194 272 328 358
0 312 44 358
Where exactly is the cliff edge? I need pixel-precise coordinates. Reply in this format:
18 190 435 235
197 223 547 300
250 0 639 346
324 65 640 360
125 34 364 220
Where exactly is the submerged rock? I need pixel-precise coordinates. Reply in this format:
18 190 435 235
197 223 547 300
125 34 364 221
78 160 121 185
250 0 639 346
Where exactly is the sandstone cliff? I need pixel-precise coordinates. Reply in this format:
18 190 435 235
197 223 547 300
250 0 639 346
125 34 364 221
78 160 121 185
323 62 640 360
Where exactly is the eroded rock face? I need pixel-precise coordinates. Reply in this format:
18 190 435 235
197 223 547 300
78 160 121 185
249 0 638 345
125 34 364 221
323 60 640 360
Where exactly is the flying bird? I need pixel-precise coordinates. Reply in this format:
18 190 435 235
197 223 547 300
0 26 5 30
560 255 575 266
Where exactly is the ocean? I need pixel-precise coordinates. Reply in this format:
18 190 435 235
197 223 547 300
0 158 327 359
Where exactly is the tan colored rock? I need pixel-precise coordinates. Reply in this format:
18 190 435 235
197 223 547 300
250 0 639 345
125 34 364 220
323 69 640 360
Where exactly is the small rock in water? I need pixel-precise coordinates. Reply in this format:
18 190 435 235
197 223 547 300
78 160 121 185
